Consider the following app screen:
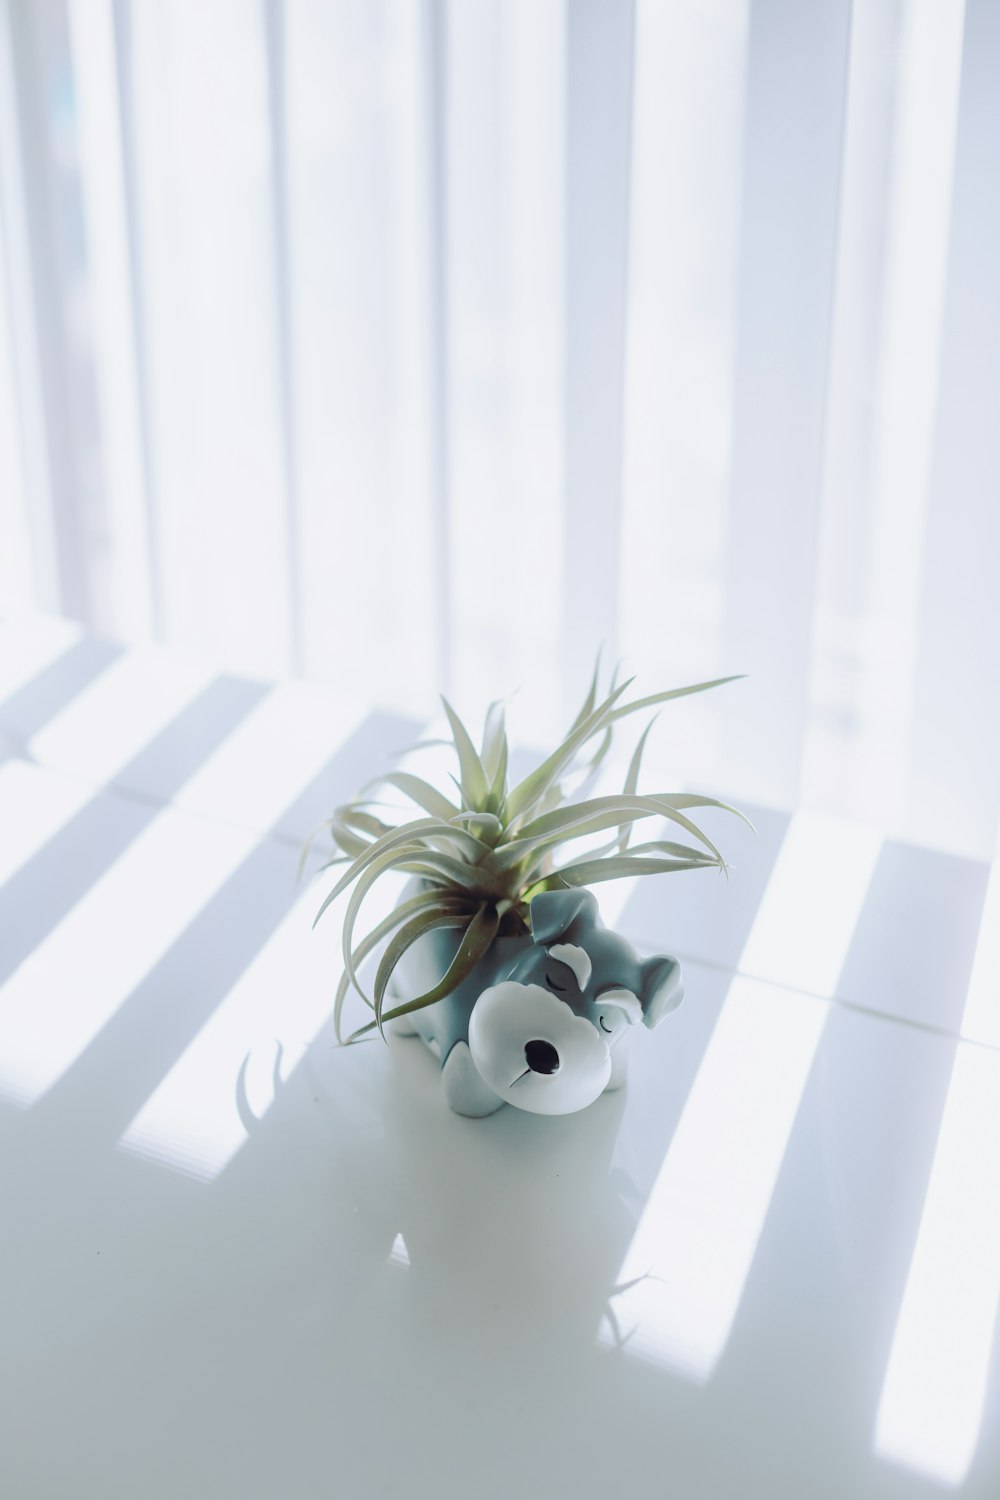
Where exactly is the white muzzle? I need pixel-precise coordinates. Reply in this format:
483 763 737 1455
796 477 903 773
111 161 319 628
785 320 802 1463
468 981 612 1115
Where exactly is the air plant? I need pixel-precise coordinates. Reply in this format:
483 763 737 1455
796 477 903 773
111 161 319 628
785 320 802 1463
313 665 749 1044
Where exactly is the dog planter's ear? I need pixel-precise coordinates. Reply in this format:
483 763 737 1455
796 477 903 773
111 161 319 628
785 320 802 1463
529 888 600 943
639 955 684 1029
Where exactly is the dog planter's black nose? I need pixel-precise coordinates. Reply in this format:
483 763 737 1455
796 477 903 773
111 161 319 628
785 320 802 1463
524 1038 560 1074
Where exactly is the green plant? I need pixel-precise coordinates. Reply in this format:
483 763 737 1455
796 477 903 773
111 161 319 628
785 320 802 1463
313 665 749 1043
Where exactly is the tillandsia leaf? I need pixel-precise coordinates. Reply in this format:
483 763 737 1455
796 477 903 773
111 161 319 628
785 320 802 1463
328 822 375 860
530 778 566 827
339 1018 379 1045
319 814 452 905
374 900 501 1038
373 907 471 1021
441 697 489 808
535 853 723 889
605 674 746 726
299 819 352 882
302 804 392 876
507 677 636 820
501 794 726 864
504 676 635 825
350 889 472 976
564 724 614 807
480 699 507 782
314 835 425 930
452 809 503 832
516 833 718 890
567 652 603 737
316 816 490 922
336 807 395 838
424 830 489 859
391 852 512 896
449 773 468 809
337 843 448 1005
450 811 503 844
359 770 459 822
486 733 508 816
488 805 674 872
652 792 757 832
619 716 658 851
332 886 472 1041
517 833 718 889
605 838 719 863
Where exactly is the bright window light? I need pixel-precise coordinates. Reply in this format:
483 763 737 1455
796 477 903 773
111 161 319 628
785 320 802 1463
803 0 965 838
737 809 882 996
603 813 881 1377
875 1042 1000 1486
130 0 290 677
28 643 213 784
65 0 153 638
388 1233 411 1268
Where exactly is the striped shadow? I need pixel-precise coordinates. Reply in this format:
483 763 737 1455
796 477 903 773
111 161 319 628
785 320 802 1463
601 812 882 1379
0 675 266 988
875 853 1000 1486
119 714 441 1179
15 709 415 1134
0 617 83 703
0 634 121 750
26 641 219 789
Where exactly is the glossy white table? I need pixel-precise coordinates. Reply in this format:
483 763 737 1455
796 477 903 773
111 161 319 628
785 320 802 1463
1 617 998 1499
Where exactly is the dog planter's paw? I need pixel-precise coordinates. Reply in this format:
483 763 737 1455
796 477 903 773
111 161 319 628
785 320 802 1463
441 1041 507 1117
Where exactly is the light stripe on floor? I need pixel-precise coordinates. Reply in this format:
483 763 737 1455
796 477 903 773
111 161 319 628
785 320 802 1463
27 642 215 785
602 813 881 1378
0 809 258 1106
0 689 373 1107
0 761 93 890
0 617 81 702
119 723 440 1177
119 884 333 1179
875 849 1000 1486
170 679 366 834
875 1041 1000 1486
737 809 882 997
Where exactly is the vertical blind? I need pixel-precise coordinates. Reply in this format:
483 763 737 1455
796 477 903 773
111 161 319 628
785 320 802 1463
1 0 998 859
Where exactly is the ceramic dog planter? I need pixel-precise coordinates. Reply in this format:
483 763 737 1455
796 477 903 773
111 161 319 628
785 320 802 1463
391 882 683 1117
314 665 747 1117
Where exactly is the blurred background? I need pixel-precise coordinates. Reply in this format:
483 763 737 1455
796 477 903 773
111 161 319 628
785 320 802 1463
1 0 998 857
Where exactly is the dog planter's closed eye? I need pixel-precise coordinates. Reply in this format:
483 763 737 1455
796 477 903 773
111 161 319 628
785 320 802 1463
392 887 683 1118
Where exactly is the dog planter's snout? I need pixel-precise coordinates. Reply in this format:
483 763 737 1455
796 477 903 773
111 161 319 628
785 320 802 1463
468 982 612 1116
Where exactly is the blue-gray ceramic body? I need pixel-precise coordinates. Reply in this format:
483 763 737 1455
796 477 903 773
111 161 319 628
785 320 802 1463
391 880 683 1117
